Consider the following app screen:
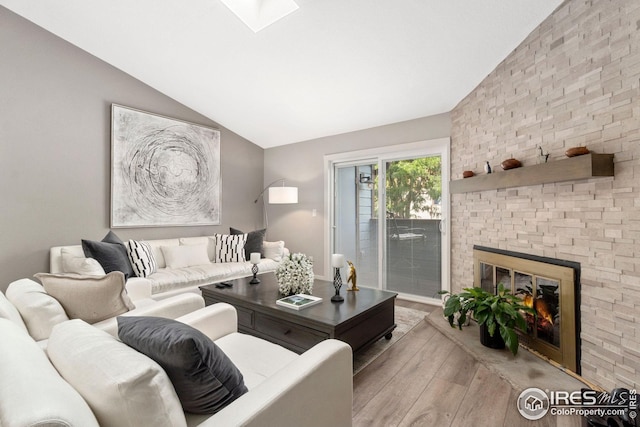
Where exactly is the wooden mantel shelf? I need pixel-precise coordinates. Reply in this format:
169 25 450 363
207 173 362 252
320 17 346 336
450 153 614 194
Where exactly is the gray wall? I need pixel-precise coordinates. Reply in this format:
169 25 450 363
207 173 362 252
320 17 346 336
0 8 264 291
264 113 450 278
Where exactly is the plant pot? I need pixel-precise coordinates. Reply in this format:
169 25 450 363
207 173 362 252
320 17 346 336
479 323 505 350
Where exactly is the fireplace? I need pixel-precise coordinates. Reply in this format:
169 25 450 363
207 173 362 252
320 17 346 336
473 246 581 373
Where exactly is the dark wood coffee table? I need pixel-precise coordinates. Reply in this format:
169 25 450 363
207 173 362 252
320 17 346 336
200 273 397 355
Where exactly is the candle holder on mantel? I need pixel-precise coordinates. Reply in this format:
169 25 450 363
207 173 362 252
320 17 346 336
249 252 261 284
331 254 345 302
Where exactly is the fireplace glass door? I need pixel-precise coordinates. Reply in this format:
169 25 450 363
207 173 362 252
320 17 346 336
512 272 561 349
473 248 578 373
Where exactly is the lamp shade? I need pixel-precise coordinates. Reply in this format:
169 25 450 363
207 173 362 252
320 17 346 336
268 186 298 204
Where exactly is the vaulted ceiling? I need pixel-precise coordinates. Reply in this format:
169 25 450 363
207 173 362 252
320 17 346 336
0 0 562 148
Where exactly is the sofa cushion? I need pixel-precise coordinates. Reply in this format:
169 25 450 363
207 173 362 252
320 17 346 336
82 231 136 279
263 240 286 262
61 247 106 275
144 238 179 268
179 236 217 261
127 239 157 278
146 262 250 295
0 288 28 333
0 318 99 427
214 233 247 263
161 244 210 269
118 316 248 414
6 278 69 340
214 332 298 389
48 319 187 427
35 271 135 324
230 227 266 259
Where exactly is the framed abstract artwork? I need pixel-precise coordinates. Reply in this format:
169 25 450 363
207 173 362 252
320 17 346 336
111 104 221 227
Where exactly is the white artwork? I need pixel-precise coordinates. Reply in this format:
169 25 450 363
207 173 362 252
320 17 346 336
111 104 221 227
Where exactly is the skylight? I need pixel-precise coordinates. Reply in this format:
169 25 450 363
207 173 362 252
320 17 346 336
219 0 299 32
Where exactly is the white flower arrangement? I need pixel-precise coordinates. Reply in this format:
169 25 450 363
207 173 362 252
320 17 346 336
275 252 314 295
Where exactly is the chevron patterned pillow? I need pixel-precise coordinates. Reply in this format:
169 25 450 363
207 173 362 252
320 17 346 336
213 234 247 263
126 240 157 278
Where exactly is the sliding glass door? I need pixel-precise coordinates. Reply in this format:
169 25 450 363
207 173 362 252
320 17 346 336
382 156 442 298
333 163 378 288
328 139 449 302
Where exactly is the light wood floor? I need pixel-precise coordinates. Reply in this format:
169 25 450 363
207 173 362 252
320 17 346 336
352 300 582 427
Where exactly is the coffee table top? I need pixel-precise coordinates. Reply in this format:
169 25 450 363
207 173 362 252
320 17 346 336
200 273 397 327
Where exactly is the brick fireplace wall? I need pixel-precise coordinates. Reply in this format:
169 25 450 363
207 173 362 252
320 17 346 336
450 0 639 390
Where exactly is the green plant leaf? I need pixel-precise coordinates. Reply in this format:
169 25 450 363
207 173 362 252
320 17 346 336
456 312 467 330
500 325 519 355
443 296 461 317
486 316 496 336
514 312 527 331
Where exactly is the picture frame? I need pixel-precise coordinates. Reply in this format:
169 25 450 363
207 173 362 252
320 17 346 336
110 104 221 227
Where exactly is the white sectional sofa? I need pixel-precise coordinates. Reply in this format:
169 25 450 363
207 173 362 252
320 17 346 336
2 277 206 345
50 234 288 300
0 290 353 427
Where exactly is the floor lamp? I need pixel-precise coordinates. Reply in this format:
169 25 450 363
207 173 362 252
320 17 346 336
254 179 298 228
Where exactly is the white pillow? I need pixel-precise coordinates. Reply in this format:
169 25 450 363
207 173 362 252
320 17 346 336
161 244 210 269
127 240 157 278
61 247 106 275
178 236 217 261
214 234 247 263
263 241 285 262
47 319 187 427
0 290 28 333
0 319 99 427
35 272 135 324
145 239 179 269
5 278 69 341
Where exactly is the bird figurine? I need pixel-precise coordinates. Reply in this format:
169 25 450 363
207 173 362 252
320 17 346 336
484 161 492 174
538 146 550 164
347 260 359 291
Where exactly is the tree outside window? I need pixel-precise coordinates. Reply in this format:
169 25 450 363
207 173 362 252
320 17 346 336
385 156 441 219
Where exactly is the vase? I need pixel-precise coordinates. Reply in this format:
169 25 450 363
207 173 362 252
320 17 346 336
479 323 505 350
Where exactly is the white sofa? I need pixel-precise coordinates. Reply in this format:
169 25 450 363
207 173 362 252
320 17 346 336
2 277 206 345
0 300 353 427
50 236 288 300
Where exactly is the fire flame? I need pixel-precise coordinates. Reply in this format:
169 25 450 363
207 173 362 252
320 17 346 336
522 295 554 326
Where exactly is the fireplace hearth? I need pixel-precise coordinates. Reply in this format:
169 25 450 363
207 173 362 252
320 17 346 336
473 246 581 373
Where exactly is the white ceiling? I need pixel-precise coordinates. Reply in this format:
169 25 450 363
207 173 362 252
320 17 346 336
1 0 562 148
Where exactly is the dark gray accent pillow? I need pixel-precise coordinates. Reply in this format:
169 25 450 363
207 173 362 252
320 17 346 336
82 231 136 279
117 316 248 414
230 227 266 259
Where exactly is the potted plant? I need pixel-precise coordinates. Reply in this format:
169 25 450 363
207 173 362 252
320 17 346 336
440 284 535 355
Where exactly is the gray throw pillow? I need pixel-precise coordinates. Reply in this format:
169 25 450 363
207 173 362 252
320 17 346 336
82 231 136 279
117 316 248 414
230 227 266 259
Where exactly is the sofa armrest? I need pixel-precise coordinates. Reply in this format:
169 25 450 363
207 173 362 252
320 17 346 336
198 339 353 427
176 303 238 341
92 293 205 336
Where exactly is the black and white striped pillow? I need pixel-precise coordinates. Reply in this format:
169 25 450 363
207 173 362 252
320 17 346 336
127 240 157 278
214 234 247 263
